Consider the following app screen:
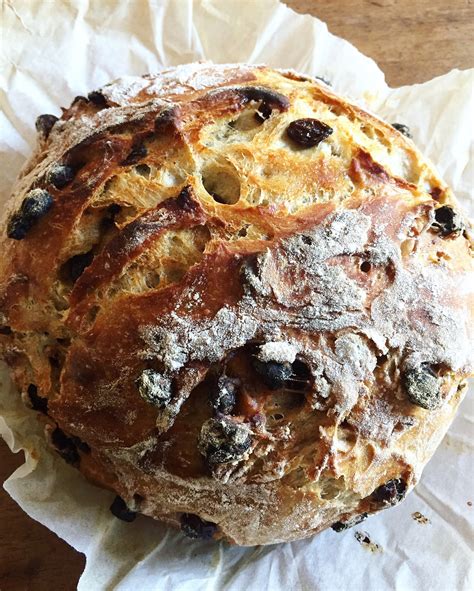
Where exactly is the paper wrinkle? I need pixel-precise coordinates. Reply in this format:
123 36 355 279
1 1 473 590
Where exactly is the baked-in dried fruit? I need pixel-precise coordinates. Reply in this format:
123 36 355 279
287 359 312 391
71 95 88 106
255 101 273 123
154 108 178 132
210 376 239 415
180 513 218 540
432 205 464 237
87 90 108 107
121 143 148 166
110 496 137 522
391 122 412 138
237 86 290 111
402 365 442 410
234 87 289 124
136 369 172 408
286 118 333 148
252 358 292 390
47 164 75 189
27 384 48 414
7 189 53 240
51 427 80 465
35 114 59 138
199 417 252 465
371 478 407 505
331 512 368 532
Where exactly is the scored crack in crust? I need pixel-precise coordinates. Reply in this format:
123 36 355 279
0 63 473 545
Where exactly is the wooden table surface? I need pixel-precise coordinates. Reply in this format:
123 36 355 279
1 1 473 590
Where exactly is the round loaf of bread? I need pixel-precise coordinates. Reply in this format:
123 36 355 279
0 63 472 545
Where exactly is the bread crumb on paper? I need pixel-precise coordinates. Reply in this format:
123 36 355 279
412 511 431 525
354 531 383 553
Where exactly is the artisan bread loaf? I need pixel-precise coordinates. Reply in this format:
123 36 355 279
1 63 472 545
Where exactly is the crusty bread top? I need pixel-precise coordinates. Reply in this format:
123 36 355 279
0 63 472 545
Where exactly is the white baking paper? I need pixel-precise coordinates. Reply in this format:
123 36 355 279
1 1 473 590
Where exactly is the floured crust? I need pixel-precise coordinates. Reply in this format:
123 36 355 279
0 63 473 545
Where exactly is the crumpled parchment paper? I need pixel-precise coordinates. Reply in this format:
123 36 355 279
1 1 473 590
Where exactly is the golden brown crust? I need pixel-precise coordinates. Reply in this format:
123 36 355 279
0 63 473 545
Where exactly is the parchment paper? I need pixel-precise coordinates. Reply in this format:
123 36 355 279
1 1 473 590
